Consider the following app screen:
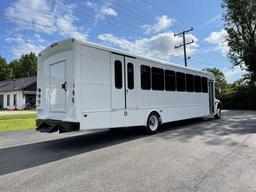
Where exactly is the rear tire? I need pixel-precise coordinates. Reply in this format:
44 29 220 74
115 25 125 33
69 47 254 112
214 104 221 119
145 112 161 134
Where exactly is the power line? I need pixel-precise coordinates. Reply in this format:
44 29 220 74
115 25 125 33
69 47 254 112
2 14 53 29
50 0 141 35
110 1 228 69
82 1 225 67
118 0 157 21
174 27 194 67
2 0 153 48
95 0 151 25
141 0 167 16
3 0 227 70
2 11 223 70
0 13 103 43
189 57 224 69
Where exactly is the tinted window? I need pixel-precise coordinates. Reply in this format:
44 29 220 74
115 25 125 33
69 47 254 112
194 76 202 92
114 60 122 89
152 67 164 91
127 63 134 90
186 74 194 92
141 65 151 90
165 70 176 91
202 77 208 93
176 72 185 92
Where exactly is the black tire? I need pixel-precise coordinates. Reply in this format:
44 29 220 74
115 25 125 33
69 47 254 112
145 112 161 134
214 104 221 119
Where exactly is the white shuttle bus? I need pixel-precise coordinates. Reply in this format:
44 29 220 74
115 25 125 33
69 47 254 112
36 39 221 134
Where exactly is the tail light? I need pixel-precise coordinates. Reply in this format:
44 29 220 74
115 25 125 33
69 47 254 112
37 88 41 107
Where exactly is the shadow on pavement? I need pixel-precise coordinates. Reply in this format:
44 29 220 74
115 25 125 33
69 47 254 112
0 110 255 176
158 110 256 145
0 127 147 176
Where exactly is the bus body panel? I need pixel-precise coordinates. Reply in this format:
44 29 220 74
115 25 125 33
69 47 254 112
37 39 216 133
37 40 77 124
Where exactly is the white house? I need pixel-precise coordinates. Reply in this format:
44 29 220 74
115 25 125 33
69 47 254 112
0 76 37 110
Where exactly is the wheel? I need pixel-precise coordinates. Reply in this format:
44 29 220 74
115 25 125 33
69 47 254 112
214 104 221 119
145 112 161 134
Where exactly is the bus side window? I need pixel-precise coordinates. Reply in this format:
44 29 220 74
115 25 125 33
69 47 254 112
141 65 151 90
202 77 208 93
115 60 122 89
127 63 134 90
152 67 164 91
186 74 195 92
176 72 186 92
195 76 202 92
165 70 176 91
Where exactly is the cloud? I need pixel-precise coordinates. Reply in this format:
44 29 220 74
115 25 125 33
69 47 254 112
100 7 117 17
205 29 229 55
5 0 87 41
206 14 222 25
5 34 47 58
98 32 198 60
141 15 175 34
86 1 97 9
86 1 118 21
223 66 247 83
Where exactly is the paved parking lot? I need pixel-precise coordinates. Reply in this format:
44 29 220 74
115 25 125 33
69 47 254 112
0 110 256 192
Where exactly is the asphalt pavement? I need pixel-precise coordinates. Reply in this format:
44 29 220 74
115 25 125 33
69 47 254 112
0 110 256 192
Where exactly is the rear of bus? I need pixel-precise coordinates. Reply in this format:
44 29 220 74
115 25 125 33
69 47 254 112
36 39 80 133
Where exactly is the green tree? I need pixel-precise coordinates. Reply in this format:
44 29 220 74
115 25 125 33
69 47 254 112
222 0 256 81
19 52 37 77
9 59 22 79
0 56 14 81
9 52 37 78
203 67 228 98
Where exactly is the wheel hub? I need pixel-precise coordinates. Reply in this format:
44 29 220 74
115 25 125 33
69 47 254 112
149 115 158 131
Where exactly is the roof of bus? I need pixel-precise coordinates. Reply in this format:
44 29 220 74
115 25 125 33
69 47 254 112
39 38 215 79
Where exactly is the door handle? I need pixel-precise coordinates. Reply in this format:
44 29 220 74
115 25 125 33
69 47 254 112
61 81 67 91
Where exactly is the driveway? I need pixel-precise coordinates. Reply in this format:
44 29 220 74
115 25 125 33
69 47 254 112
0 110 256 192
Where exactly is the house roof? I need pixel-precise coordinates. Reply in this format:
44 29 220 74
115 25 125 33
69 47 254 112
0 76 37 92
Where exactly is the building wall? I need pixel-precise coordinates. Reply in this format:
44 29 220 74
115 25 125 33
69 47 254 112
1 91 25 110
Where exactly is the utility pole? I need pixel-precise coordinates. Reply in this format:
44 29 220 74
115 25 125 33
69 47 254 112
174 27 194 67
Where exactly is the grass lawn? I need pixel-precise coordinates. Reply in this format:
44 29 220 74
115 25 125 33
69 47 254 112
0 114 36 132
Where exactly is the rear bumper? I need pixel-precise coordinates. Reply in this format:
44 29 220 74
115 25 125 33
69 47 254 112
36 119 80 133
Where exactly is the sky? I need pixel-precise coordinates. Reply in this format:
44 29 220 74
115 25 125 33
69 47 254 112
0 0 247 83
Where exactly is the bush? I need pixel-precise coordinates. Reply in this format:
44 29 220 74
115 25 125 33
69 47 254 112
221 84 256 110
